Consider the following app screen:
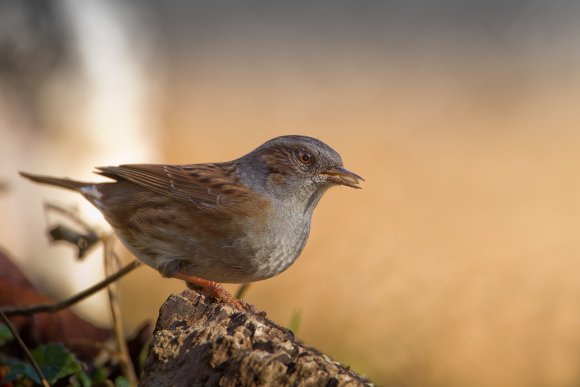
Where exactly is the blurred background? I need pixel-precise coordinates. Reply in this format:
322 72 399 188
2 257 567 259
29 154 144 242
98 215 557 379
2 1 580 386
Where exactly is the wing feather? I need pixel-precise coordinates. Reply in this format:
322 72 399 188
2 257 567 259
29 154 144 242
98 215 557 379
96 163 250 208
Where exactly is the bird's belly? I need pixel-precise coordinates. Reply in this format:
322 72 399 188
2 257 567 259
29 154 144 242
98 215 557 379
107 200 311 283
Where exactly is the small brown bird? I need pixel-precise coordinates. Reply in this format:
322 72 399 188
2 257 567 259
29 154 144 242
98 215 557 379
20 135 363 308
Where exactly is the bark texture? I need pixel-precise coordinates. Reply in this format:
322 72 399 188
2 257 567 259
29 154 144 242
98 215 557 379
140 290 372 386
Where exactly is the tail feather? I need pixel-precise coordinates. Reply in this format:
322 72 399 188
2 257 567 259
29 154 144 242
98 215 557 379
19 171 90 191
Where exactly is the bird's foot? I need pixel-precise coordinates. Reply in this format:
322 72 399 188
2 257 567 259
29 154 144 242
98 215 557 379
174 273 294 339
174 272 244 310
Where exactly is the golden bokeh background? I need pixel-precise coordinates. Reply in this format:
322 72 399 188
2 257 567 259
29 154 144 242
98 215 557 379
2 2 580 386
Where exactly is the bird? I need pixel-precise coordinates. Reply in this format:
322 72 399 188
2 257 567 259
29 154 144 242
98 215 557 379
20 135 363 308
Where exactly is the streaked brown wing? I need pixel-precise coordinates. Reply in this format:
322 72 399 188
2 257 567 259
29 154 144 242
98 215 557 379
96 163 250 208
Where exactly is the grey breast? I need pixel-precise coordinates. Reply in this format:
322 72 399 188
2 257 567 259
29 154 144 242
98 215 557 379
242 197 313 281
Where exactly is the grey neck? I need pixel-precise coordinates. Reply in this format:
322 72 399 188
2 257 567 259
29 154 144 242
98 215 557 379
236 156 326 216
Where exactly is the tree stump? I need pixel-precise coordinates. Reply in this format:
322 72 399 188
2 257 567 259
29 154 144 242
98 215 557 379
140 290 372 386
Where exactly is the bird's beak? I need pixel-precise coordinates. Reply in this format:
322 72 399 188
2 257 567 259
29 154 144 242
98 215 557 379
321 166 364 189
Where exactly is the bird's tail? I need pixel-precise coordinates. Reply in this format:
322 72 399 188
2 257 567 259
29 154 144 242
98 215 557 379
19 171 90 192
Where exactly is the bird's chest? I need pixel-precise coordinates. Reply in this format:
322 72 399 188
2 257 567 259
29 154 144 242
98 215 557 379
244 203 312 280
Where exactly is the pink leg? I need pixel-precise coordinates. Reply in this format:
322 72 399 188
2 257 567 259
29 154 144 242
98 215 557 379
172 272 243 310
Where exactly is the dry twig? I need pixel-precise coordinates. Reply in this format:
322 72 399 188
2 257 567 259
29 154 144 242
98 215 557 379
0 309 50 387
103 235 138 386
2 260 141 317
235 283 251 299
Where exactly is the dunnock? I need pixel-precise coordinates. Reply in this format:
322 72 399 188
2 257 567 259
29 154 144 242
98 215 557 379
20 135 363 308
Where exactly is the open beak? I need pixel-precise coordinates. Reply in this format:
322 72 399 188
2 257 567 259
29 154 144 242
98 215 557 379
321 166 364 189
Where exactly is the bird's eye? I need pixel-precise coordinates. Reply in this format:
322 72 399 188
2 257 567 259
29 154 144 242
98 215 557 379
298 151 314 165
